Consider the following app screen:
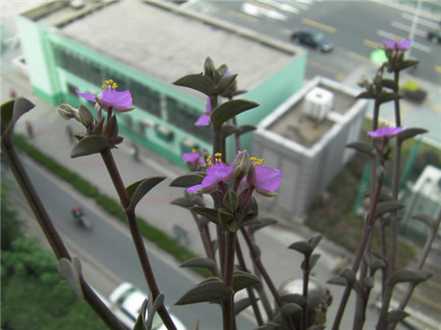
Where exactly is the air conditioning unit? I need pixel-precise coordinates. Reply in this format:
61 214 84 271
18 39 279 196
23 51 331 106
303 87 334 121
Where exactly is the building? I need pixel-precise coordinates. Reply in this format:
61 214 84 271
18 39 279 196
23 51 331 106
17 0 306 165
252 77 368 222
402 165 441 240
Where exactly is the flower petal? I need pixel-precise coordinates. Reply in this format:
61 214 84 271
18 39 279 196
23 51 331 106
195 114 211 127
101 89 133 111
397 39 411 50
182 151 202 165
383 39 396 50
77 90 96 102
255 165 282 193
368 127 403 139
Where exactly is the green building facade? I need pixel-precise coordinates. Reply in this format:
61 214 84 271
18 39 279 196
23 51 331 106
17 0 306 167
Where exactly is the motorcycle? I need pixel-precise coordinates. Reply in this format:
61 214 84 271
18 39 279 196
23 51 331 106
71 208 93 230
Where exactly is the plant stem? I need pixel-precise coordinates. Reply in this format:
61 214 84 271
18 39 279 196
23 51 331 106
2 139 125 330
332 160 384 330
241 228 283 307
100 149 177 330
223 231 237 330
303 255 310 329
235 240 264 326
397 213 441 313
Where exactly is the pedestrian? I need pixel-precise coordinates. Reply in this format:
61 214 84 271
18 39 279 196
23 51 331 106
25 121 34 139
9 88 17 99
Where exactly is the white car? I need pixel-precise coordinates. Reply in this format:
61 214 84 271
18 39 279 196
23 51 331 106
109 282 186 330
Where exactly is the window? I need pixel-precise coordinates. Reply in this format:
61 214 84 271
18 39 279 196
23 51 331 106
130 80 161 116
166 97 212 142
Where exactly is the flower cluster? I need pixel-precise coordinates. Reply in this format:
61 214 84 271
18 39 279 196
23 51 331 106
77 79 133 112
368 126 403 139
185 151 282 197
383 38 411 51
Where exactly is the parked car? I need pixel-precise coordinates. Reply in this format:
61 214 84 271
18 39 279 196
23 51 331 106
290 29 334 53
401 80 427 104
109 283 186 330
427 29 441 44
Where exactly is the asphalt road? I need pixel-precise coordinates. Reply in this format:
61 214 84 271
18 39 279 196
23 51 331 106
22 156 255 330
185 0 441 84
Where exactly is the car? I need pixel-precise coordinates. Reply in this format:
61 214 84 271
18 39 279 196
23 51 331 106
427 29 441 44
109 283 186 330
290 29 334 53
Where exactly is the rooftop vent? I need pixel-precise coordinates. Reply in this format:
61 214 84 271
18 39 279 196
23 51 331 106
303 87 334 121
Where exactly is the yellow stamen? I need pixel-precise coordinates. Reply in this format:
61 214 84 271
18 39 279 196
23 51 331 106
250 156 264 165
102 79 118 90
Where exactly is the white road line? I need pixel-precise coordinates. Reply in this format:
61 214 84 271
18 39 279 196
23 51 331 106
401 13 440 30
391 20 428 38
377 29 431 53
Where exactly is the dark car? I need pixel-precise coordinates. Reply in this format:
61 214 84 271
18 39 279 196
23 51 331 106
427 29 441 44
290 29 334 53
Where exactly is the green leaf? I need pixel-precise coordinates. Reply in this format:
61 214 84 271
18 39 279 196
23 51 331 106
171 197 195 209
71 135 109 158
218 208 236 231
180 257 217 274
396 127 427 143
288 240 312 256
175 278 231 305
308 235 322 251
174 74 216 96
397 59 418 71
78 105 94 128
374 201 403 218
381 79 398 91
234 297 258 315
204 57 216 79
127 177 166 211
356 90 374 99
387 310 409 325
134 299 148 330
248 217 277 233
1 98 35 139
170 174 203 188
308 253 321 271
145 294 164 330
232 271 260 293
223 191 238 213
215 74 237 94
346 142 374 157
280 303 302 317
211 99 259 129
388 269 431 287
192 207 219 224
221 124 237 139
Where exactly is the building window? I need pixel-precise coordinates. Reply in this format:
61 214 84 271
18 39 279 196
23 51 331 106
130 80 161 117
166 96 212 142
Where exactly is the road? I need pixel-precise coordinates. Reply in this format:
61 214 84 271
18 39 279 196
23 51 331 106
21 156 255 330
185 0 441 84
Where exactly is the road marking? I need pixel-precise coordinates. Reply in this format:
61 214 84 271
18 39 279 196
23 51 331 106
435 65 441 74
230 9 260 22
302 18 336 34
364 39 382 49
347 50 368 62
390 20 427 38
254 0 299 14
377 29 431 53
401 13 440 30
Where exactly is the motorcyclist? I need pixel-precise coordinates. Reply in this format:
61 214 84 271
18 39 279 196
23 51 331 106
71 207 83 219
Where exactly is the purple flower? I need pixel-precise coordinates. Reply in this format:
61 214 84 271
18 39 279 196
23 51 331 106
254 165 282 194
383 38 412 51
368 127 403 139
195 98 212 127
187 162 233 193
182 150 205 167
77 80 133 112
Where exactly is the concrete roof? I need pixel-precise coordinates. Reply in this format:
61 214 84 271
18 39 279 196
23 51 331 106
54 0 295 90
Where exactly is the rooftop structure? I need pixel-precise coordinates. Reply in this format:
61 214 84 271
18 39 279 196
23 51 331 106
252 77 368 221
18 0 306 166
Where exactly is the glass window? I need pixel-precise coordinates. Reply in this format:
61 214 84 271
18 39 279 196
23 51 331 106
130 80 161 117
166 96 212 142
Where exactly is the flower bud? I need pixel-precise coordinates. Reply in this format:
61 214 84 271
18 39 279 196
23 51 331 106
57 104 79 120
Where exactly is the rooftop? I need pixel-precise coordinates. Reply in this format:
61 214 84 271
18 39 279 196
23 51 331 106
259 77 366 150
24 0 297 91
